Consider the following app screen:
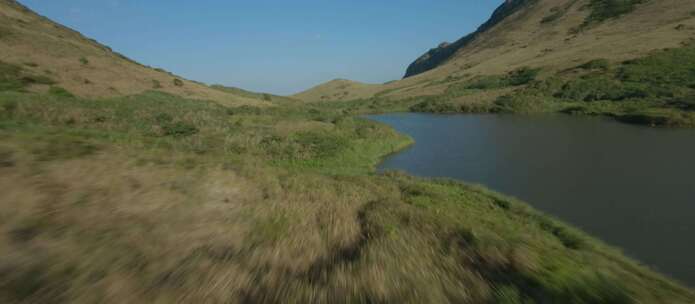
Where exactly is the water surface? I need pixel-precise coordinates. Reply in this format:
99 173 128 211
369 113 695 286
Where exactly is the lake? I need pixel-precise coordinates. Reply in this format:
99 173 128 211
369 113 695 286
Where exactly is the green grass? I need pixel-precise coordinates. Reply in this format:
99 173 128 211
0 73 693 302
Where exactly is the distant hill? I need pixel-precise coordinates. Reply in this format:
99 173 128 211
295 0 695 114
0 0 269 106
210 85 298 103
292 79 382 102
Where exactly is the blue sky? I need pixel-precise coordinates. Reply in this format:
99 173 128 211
21 1 501 95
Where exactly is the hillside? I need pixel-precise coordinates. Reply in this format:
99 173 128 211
295 0 695 126
404 0 535 78
0 0 269 107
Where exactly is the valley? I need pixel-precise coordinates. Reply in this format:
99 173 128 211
1 0 695 303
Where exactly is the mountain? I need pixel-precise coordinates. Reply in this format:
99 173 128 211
404 0 535 78
294 0 695 126
0 0 269 106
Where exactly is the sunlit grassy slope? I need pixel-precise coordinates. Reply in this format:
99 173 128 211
294 0 695 126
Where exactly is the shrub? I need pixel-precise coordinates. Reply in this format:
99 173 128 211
577 59 610 71
410 99 459 113
31 137 99 161
0 147 14 167
152 79 162 89
162 121 198 137
226 105 263 115
466 75 507 90
585 0 646 24
48 86 75 98
541 9 565 24
154 113 173 124
79 57 89 65
21 75 55 85
507 67 540 86
618 46 695 88
494 285 524 304
294 132 348 159
173 78 184 87
465 67 540 89
0 61 24 92
555 75 652 101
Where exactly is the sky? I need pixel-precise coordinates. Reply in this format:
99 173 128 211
20 1 502 95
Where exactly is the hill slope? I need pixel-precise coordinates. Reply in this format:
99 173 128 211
0 0 269 106
404 0 536 78
295 0 695 126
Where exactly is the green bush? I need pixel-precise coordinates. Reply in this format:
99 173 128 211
31 136 99 161
0 147 14 167
48 86 74 98
173 78 184 87
162 121 198 137
0 61 24 92
410 98 459 113
618 46 695 88
507 67 541 86
465 67 540 89
21 75 55 85
226 105 263 115
541 9 565 24
294 132 348 159
465 75 507 90
585 0 646 24
577 59 610 71
79 57 89 65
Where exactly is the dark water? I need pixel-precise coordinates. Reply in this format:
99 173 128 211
369 113 695 286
